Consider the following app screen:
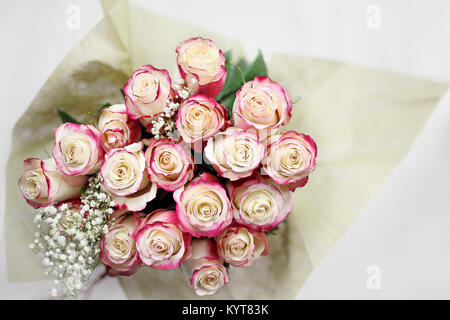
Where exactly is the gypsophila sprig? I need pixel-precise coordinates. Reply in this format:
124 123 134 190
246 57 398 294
29 173 114 299
150 82 192 140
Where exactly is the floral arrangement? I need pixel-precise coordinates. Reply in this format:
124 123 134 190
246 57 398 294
18 37 317 298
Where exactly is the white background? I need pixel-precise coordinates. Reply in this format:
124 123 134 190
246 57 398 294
0 0 449 299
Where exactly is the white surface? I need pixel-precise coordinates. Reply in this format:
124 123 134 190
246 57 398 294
0 0 449 299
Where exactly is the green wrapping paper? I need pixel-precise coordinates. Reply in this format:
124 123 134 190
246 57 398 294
5 0 448 299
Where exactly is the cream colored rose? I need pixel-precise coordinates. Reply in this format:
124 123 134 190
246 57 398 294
100 142 157 211
181 239 229 296
233 76 292 139
176 37 226 98
144 138 195 191
227 175 292 231
173 173 232 237
97 104 141 152
100 211 141 275
18 158 87 208
176 94 228 151
52 123 105 176
216 226 268 267
133 209 191 269
263 131 317 191
123 65 172 120
204 127 265 181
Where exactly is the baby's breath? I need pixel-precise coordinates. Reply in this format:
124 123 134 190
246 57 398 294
151 83 192 140
29 174 114 299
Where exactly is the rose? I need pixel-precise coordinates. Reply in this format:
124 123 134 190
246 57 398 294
18 158 88 208
233 76 292 138
262 131 317 191
181 238 229 296
176 94 228 151
133 209 191 269
99 210 142 275
100 142 157 211
52 123 105 176
216 225 268 267
144 138 195 191
204 127 265 181
173 172 232 237
97 104 141 152
123 65 172 122
227 175 292 231
176 37 226 98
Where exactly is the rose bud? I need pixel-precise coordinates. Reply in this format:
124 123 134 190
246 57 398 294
123 65 172 121
18 158 88 208
233 76 292 139
52 123 105 176
176 95 228 152
204 127 265 181
173 172 232 238
227 175 292 231
99 210 142 275
133 209 191 269
176 37 226 98
216 225 268 267
262 131 317 191
144 138 195 191
181 238 230 296
97 104 141 152
100 142 157 211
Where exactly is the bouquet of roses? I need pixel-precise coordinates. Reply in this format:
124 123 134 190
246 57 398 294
17 37 317 298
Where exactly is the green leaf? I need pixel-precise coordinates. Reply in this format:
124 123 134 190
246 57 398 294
220 93 236 120
97 102 112 112
120 88 125 100
244 50 267 81
224 262 230 269
57 109 81 124
264 224 279 236
80 185 88 195
216 58 248 101
223 50 232 70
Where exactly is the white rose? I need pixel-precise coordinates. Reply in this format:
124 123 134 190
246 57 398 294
204 127 265 181
181 239 230 296
216 226 268 267
100 142 157 211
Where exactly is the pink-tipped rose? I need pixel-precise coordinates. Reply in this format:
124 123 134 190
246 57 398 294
144 138 195 191
123 65 172 122
133 209 191 269
97 104 141 152
173 172 232 238
204 127 265 181
262 131 317 191
176 37 226 98
216 225 269 267
100 142 157 211
233 76 292 139
181 238 230 296
176 95 228 152
99 210 142 275
227 175 292 231
52 123 105 176
18 158 87 208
